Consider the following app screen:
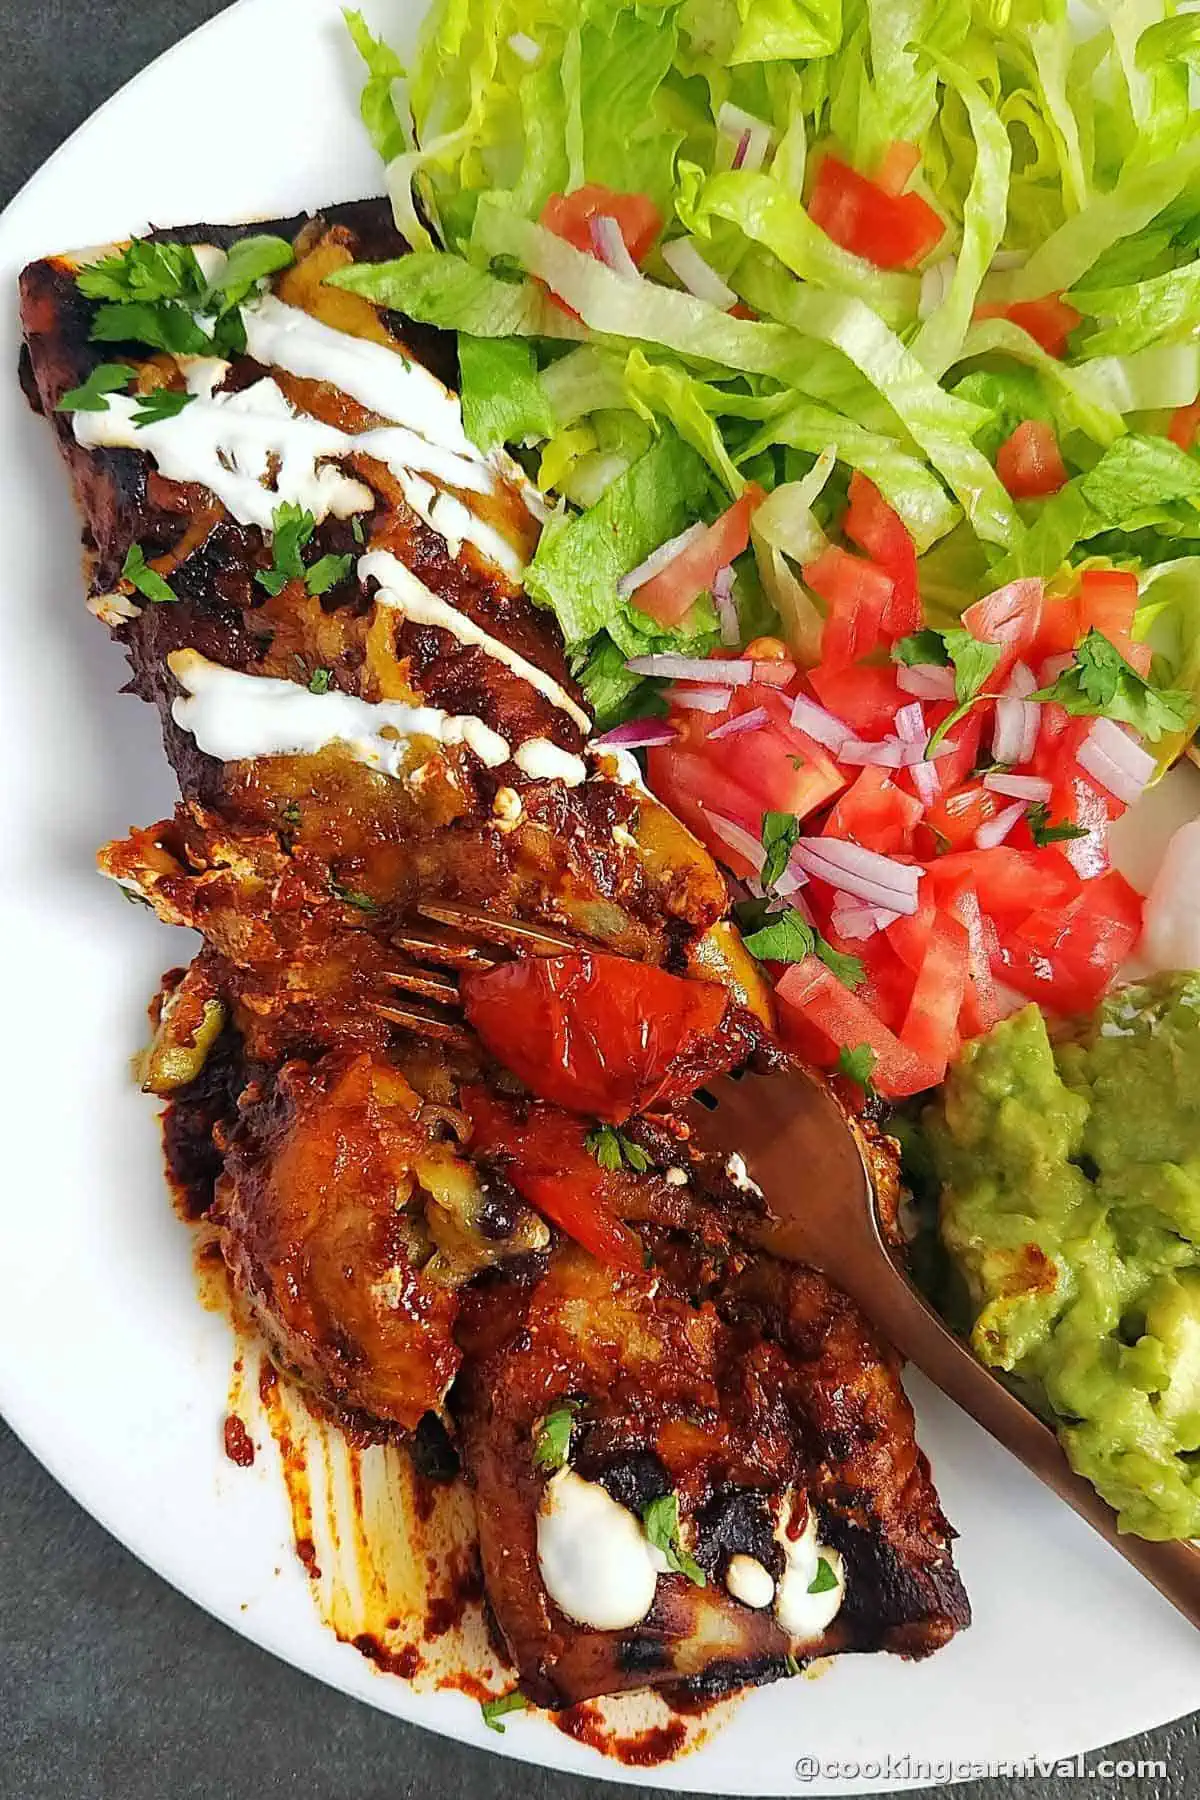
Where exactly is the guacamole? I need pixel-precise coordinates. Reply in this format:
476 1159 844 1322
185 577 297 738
924 973 1200 1541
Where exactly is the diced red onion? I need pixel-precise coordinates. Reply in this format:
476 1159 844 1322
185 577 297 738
1077 718 1155 807
593 718 677 751
1006 661 1037 699
667 683 732 713
589 214 641 282
706 811 765 873
774 865 810 901
718 103 774 174
894 702 927 744
992 696 1035 766
840 737 908 768
983 772 1052 802
909 757 940 807
974 801 1026 849
789 692 851 751
712 563 739 645
662 238 737 311
507 31 541 62
708 705 768 741
829 898 901 940
896 662 956 702
617 522 707 598
629 653 753 684
791 837 920 913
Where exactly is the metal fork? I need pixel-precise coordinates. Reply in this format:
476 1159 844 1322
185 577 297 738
682 1064 1200 1632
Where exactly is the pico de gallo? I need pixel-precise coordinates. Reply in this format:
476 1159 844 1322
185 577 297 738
615 478 1193 1100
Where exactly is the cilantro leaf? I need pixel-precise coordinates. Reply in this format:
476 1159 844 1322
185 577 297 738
741 909 815 964
532 1401 581 1474
761 811 801 889
203 234 295 311
330 880 377 912
307 668 333 695
212 308 248 358
585 1125 650 1173
89 299 212 356
305 552 355 596
739 908 865 988
641 1493 706 1587
892 629 950 669
76 240 207 306
925 629 1004 756
1026 802 1088 847
352 516 367 546
131 387 195 428
256 503 317 595
807 1556 839 1596
784 1653 802 1677
121 543 176 605
480 1691 528 1734
1030 629 1193 743
55 362 136 414
837 1044 878 1093
815 939 866 989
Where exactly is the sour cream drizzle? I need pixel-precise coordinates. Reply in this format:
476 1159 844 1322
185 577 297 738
536 1469 661 1630
361 548 592 734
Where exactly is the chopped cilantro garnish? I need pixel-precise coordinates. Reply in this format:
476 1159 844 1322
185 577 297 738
331 880 377 911
737 903 865 988
1030 629 1193 743
202 234 295 310
76 240 207 306
351 515 367 545
121 542 176 605
130 387 195 428
586 1125 650 1173
892 629 950 668
1026 802 1088 847
89 300 212 357
807 1557 839 1595
925 628 1004 755
307 668 333 695
480 1691 528 1733
256 503 316 595
55 362 136 414
761 810 800 889
305 552 355 596
76 233 293 362
641 1493 706 1587
532 1401 581 1473
837 1044 878 1094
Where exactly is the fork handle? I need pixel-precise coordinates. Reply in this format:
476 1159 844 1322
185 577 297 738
858 1251 1200 1631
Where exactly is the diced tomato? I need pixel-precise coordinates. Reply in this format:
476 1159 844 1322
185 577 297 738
991 871 1142 1016
808 154 945 271
634 485 763 628
541 184 662 265
808 663 904 738
645 745 763 871
929 848 1079 922
875 141 921 196
461 951 743 1123
728 719 845 820
923 780 1000 851
824 766 922 856
774 955 940 1098
975 293 1082 358
1045 770 1115 881
1077 568 1152 676
843 474 921 637
996 420 1068 499
962 577 1044 682
885 890 936 974
1033 592 1083 661
900 914 969 1071
464 1087 642 1269
1169 399 1200 452
943 882 1002 1037
803 544 893 669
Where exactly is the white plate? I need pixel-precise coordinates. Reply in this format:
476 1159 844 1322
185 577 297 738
0 1 1197 1790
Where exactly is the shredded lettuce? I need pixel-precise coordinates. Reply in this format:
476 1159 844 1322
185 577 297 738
458 335 554 451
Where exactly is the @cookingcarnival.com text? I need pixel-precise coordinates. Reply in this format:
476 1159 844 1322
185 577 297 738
793 1753 1168 1783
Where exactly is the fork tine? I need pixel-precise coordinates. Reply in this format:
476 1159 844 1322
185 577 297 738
381 963 462 1004
417 901 578 957
368 999 475 1049
390 926 498 970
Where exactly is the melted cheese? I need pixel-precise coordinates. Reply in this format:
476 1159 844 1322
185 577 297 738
725 1554 775 1610
536 1469 659 1630
362 549 591 734
168 649 509 771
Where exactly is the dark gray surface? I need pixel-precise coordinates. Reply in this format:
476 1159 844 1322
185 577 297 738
0 4 1196 1796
